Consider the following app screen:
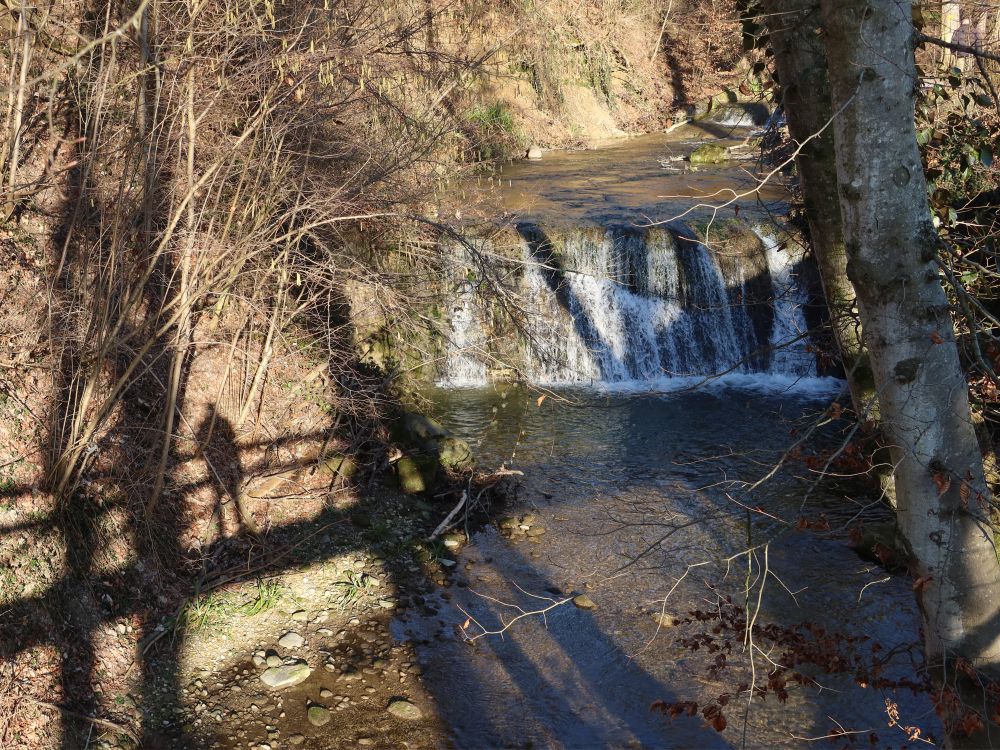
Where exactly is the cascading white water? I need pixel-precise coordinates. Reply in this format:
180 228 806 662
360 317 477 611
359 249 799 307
756 227 817 377
440 282 489 386
439 221 820 387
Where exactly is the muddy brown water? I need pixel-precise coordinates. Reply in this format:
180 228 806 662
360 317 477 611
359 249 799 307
394 386 939 749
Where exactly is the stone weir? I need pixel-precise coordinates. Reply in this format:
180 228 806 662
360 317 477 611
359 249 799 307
437 217 825 386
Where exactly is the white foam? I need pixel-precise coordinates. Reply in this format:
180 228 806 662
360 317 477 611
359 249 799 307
438 223 830 393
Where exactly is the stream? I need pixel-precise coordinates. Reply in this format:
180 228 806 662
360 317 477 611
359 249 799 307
395 387 936 748
397 120 939 748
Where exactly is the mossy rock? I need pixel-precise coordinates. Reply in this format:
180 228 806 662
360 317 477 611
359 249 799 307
391 411 475 477
437 436 474 473
317 453 357 480
689 144 729 165
395 456 430 494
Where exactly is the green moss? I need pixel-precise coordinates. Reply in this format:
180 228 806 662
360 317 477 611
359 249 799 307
466 102 524 161
395 456 428 494
689 143 729 165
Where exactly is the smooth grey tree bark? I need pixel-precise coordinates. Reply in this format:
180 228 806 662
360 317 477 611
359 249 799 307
819 0 1000 695
761 0 874 419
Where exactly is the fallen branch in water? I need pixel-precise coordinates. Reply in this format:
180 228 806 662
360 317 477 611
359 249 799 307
456 583 573 643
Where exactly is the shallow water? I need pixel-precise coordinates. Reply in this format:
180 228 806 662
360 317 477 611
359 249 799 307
487 126 787 227
395 387 939 749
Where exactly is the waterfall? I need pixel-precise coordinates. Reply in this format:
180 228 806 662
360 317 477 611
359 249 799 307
756 227 817 377
438 220 820 387
441 281 489 386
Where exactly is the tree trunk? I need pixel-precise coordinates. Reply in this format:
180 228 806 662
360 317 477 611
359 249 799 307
761 0 873 419
820 0 1000 695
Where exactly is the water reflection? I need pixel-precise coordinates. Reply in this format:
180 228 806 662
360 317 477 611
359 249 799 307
394 386 939 748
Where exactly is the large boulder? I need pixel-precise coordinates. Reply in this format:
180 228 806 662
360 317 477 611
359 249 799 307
395 413 449 444
390 411 475 493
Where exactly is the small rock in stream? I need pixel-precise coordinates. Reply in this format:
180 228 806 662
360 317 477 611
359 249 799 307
572 594 597 610
498 516 518 532
652 612 679 628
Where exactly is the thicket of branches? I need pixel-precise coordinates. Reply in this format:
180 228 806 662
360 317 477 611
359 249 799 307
0 0 504 512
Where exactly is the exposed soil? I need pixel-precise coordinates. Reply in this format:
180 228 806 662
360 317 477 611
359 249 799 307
139 524 451 750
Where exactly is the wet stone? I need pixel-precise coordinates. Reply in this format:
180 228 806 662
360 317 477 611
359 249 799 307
572 594 596 610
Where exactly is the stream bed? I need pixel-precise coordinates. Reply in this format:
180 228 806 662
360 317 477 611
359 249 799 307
394 385 938 748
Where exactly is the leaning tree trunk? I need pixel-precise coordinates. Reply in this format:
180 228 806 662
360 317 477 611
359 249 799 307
819 0 1000 719
761 0 873 419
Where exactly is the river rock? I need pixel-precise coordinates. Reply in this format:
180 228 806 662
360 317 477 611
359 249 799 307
260 662 312 689
689 143 728 164
442 532 465 549
387 699 423 720
392 412 475 478
498 516 519 533
572 594 596 610
527 145 543 159
438 436 474 472
278 631 305 649
525 526 546 537
396 456 428 494
307 705 331 727
652 612 679 628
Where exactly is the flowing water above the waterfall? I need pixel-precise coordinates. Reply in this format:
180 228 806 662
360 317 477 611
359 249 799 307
395 388 937 748
437 128 829 388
